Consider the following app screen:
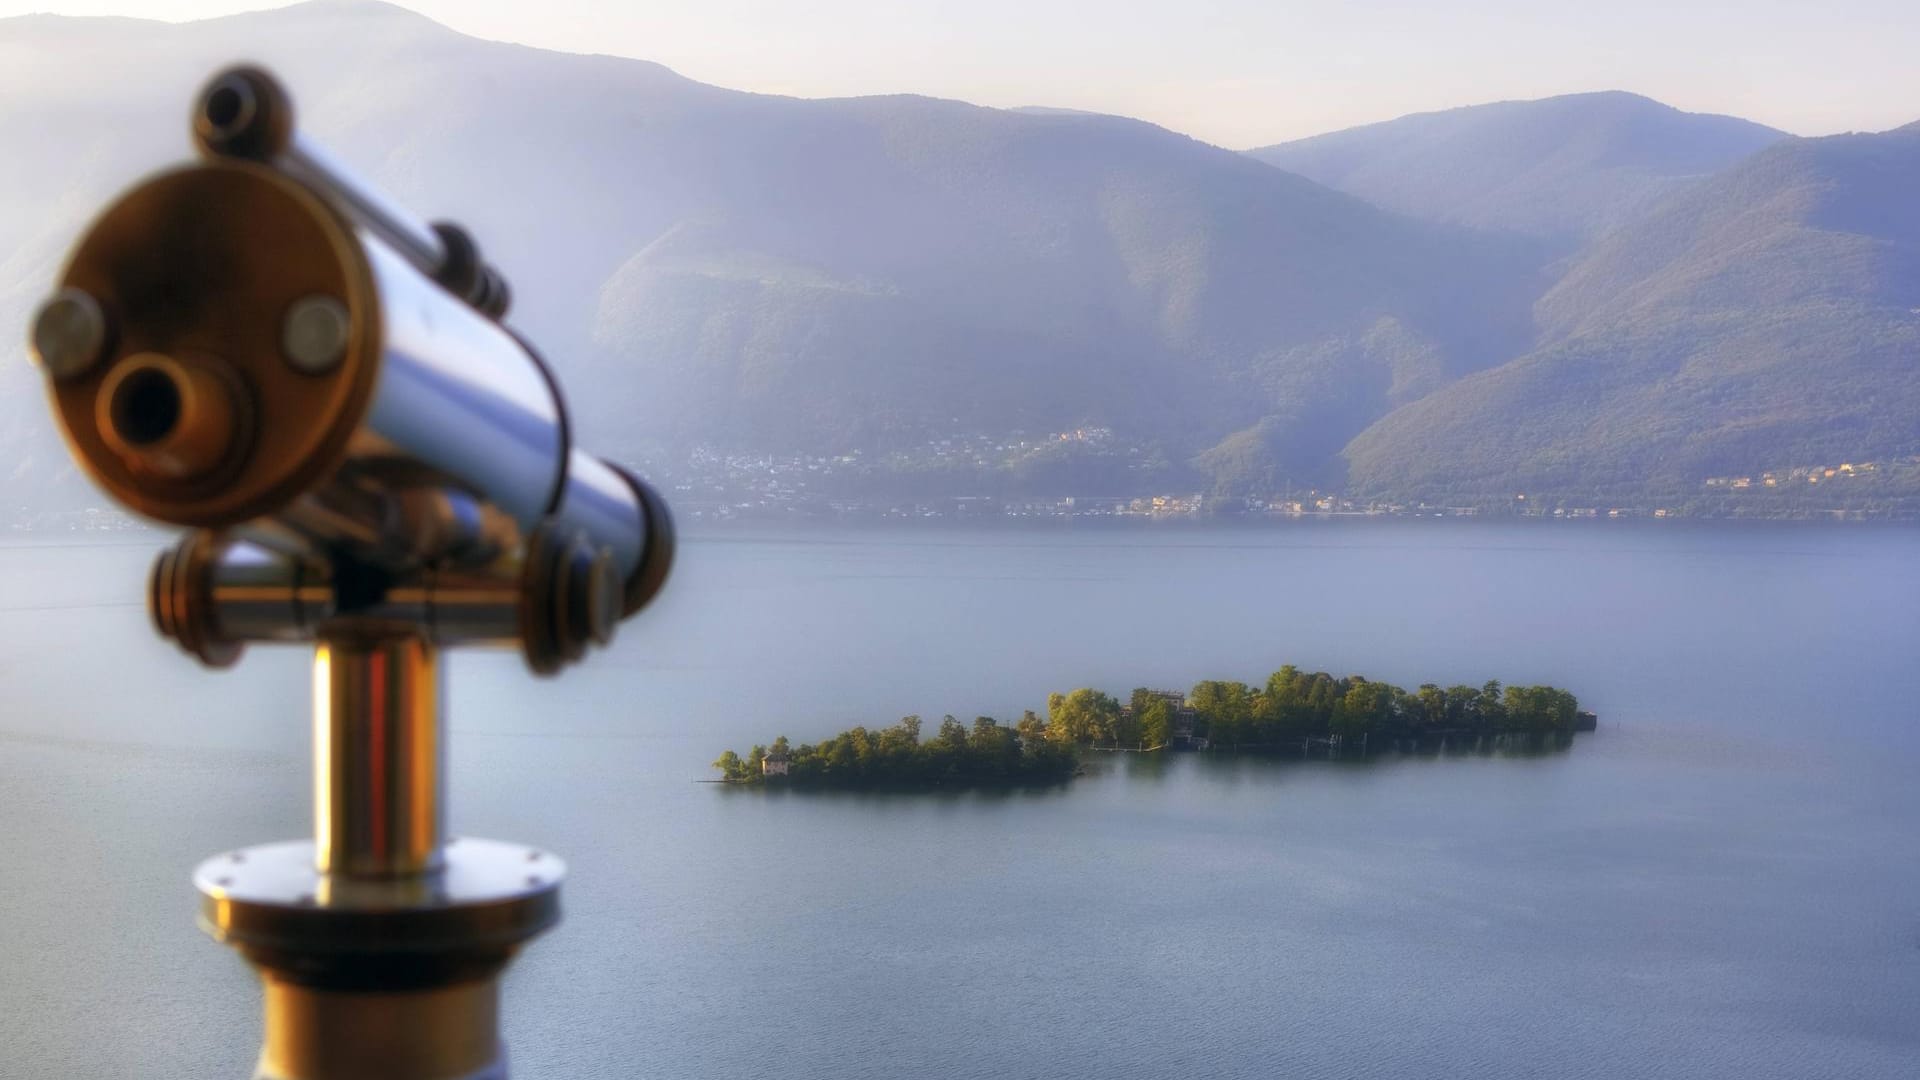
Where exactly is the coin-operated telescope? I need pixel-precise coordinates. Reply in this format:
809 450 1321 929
27 65 673 1080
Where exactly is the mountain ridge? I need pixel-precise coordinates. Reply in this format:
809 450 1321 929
0 0 1549 511
2 1 1913 518
1248 92 1788 246
1343 124 1920 503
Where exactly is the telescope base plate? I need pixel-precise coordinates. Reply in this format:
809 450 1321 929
195 837 563 974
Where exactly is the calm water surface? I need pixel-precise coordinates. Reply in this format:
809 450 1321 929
1 521 1917 1078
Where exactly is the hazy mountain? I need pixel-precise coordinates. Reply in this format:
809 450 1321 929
0 0 1548 512
586 101 1546 471
4 3 1908 518
1248 93 1786 247
1344 124 1920 501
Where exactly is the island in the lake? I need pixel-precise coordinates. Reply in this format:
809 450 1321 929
711 667 1594 790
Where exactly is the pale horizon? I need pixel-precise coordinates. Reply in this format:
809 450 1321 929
0 0 1915 147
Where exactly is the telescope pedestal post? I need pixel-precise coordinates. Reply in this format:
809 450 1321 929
195 638 564 1080
257 977 504 1080
313 637 446 880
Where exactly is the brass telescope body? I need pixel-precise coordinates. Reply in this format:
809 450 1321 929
29 66 674 1079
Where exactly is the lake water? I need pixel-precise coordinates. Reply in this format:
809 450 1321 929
2 521 1917 1078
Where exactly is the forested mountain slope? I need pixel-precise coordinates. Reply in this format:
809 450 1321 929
1345 124 1920 502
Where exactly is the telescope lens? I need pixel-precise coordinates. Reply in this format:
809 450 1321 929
110 366 182 446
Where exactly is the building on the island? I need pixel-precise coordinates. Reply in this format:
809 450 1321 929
1140 690 1200 748
1574 710 1599 733
1120 689 1199 748
762 750 790 777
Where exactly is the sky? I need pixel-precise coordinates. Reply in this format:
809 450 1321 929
1 0 1916 147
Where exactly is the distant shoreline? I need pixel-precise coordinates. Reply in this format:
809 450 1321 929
672 506 1920 527
11 506 1920 539
665 515 1920 542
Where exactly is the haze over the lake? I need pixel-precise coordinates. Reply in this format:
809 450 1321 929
5 523 1919 1078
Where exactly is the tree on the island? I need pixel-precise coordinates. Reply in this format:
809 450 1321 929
791 742 821 778
936 715 970 751
746 745 766 773
1136 697 1174 749
1307 676 1338 731
1015 709 1048 745
969 717 1021 776
1261 666 1318 737
1479 680 1507 731
1331 677 1388 737
712 750 747 781
1124 688 1174 748
826 734 858 775
1127 688 1159 718
1190 680 1254 747
849 726 879 770
1047 688 1121 745
1444 684 1480 729
1388 686 1420 733
1046 692 1068 738
879 715 921 758
1501 685 1578 731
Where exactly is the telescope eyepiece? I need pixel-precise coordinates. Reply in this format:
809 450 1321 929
107 364 180 445
95 353 243 481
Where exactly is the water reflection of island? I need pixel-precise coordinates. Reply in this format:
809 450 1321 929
711 668 1594 791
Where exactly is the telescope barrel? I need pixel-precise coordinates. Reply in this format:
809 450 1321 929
29 72 673 667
